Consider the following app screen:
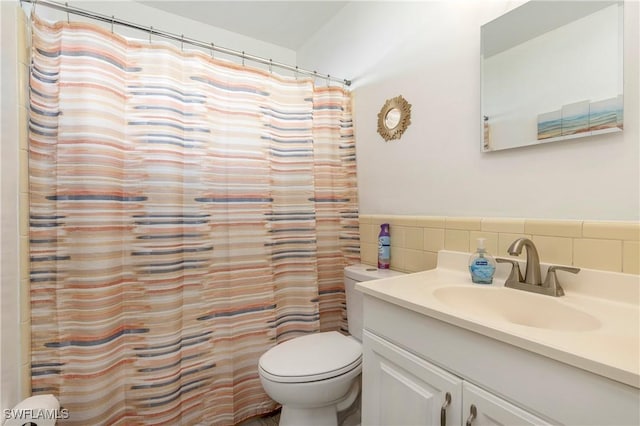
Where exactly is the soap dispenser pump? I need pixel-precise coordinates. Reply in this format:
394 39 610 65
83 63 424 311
469 238 496 284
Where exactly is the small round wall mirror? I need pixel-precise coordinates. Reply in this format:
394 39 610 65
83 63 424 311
377 95 412 141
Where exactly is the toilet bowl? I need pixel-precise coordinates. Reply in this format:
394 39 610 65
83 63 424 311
259 331 362 425
258 264 404 426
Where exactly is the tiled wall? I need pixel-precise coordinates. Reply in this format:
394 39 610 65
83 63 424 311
17 8 31 399
360 215 640 275
1 4 30 405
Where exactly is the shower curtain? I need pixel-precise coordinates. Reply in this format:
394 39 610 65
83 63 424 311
28 15 359 425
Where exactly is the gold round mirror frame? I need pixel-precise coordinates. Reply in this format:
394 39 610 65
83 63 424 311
377 95 412 141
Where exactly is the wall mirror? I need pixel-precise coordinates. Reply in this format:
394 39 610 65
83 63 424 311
481 1 623 152
377 95 412 141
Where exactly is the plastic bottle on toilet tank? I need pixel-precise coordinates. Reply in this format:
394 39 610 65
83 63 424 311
378 223 390 269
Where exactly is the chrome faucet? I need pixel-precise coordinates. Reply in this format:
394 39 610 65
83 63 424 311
497 238 580 297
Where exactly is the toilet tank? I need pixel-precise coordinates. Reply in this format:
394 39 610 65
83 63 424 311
344 264 404 341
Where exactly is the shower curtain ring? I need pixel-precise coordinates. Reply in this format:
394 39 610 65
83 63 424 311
269 59 272 74
242 51 245 67
210 42 215 59
295 66 299 80
326 74 330 87
65 2 69 23
149 26 153 44
181 34 184 51
111 15 115 33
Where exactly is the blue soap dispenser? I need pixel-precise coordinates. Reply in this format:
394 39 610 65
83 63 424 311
469 238 496 284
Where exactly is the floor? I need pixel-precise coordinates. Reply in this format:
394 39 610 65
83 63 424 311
238 409 280 426
238 400 360 426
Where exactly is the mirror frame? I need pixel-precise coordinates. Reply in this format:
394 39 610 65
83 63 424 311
377 95 412 141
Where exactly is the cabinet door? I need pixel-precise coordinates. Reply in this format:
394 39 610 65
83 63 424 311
362 330 462 426
462 382 553 426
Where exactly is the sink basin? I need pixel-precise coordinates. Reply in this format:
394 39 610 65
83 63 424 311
432 286 601 332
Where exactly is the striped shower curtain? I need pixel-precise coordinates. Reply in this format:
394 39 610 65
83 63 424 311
28 15 359 425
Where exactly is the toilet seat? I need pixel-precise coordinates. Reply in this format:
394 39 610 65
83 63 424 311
259 331 362 384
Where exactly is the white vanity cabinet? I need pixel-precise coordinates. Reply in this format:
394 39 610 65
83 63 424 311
361 294 640 426
362 330 463 426
363 330 551 426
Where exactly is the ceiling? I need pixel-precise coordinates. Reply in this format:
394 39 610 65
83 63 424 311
138 1 349 50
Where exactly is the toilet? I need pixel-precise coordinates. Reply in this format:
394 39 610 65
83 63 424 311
258 264 404 426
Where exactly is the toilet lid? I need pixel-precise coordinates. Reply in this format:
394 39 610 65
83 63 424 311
259 331 362 383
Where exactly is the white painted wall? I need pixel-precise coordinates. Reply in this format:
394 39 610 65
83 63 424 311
298 1 640 221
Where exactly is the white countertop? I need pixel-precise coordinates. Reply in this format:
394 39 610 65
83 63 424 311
356 251 640 388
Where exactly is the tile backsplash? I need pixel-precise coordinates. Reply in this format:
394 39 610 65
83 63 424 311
359 215 639 275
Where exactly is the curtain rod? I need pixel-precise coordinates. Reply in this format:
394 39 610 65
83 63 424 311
22 0 352 87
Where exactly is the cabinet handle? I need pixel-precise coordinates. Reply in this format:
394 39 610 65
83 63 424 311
465 404 477 426
439 392 452 426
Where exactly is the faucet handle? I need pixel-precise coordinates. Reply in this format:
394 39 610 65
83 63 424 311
496 258 523 284
543 265 580 297
547 265 580 274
